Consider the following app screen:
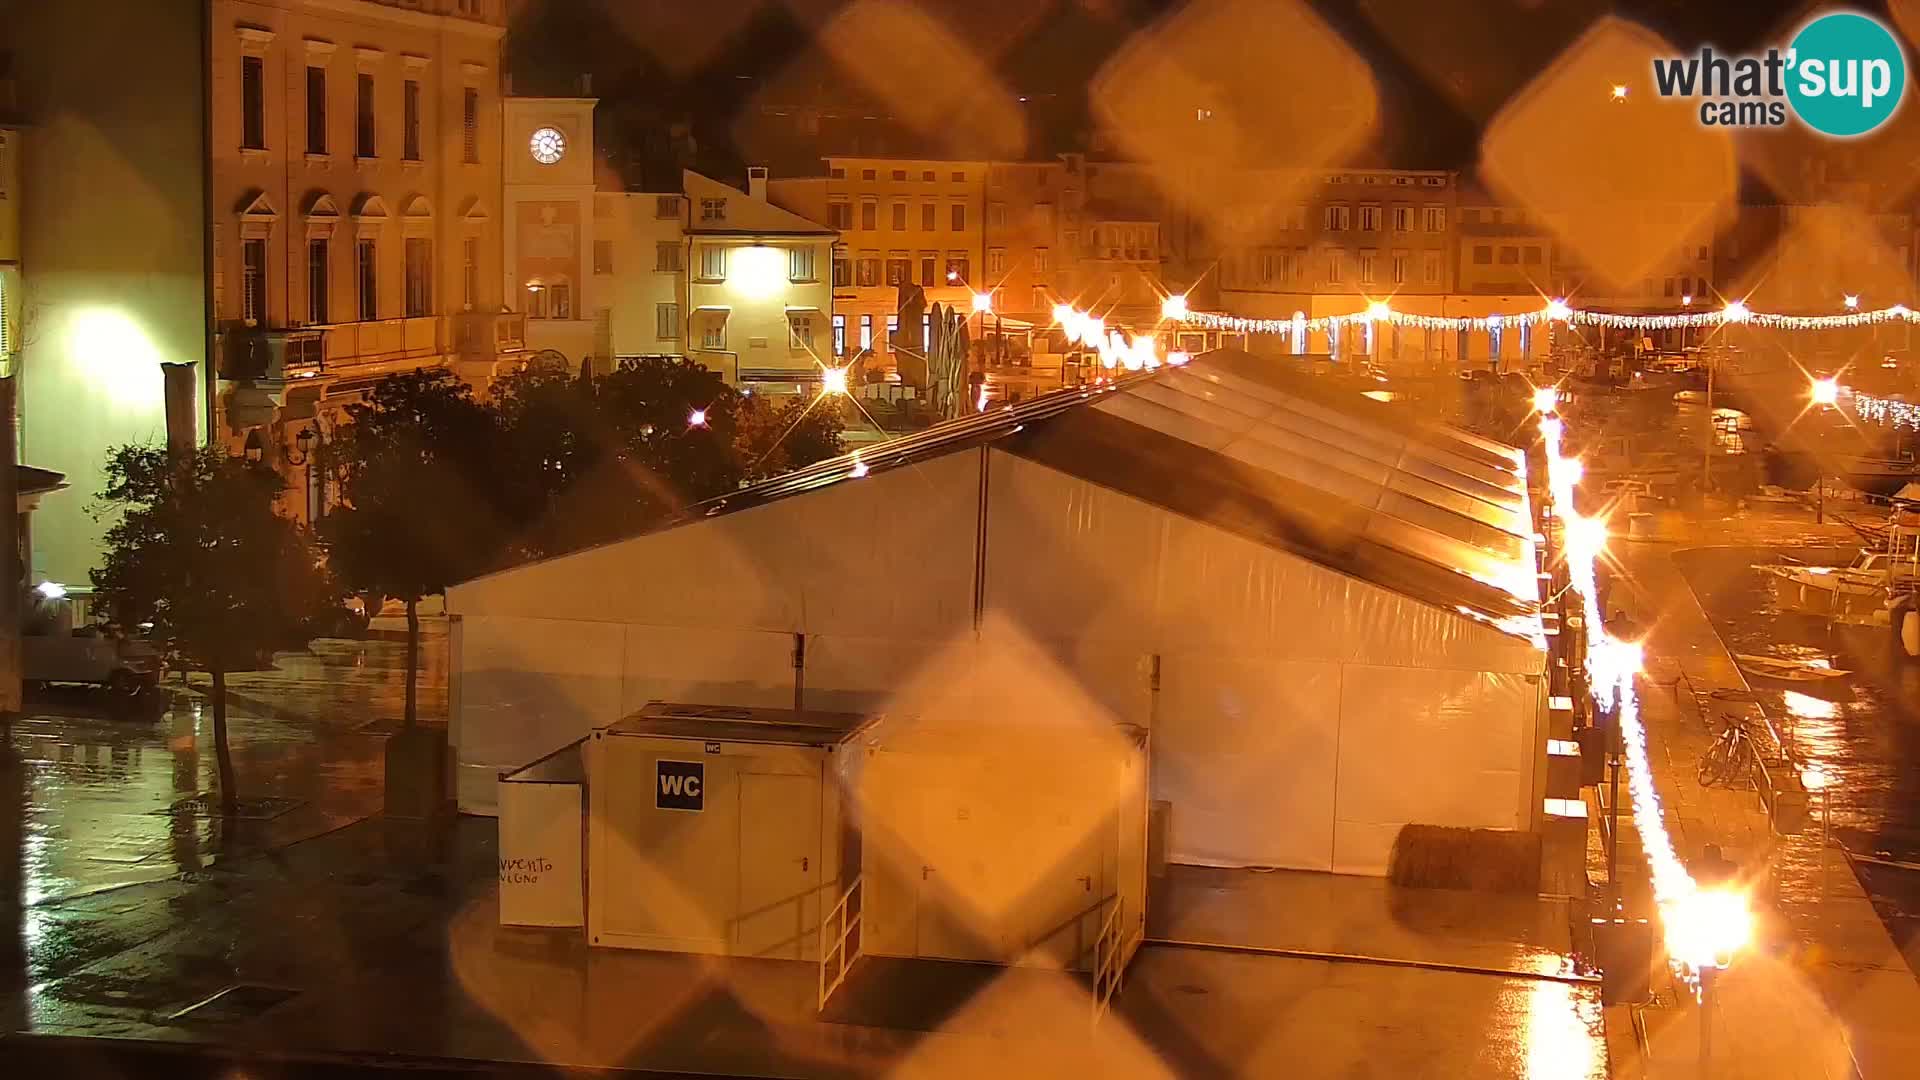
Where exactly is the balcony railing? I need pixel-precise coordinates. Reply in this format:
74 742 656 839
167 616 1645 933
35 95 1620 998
223 312 525 384
320 316 449 369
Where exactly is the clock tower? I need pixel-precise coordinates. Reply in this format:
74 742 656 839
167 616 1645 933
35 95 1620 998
503 96 598 366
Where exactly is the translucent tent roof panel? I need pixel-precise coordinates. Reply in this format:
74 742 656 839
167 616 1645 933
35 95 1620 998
1143 357 1530 521
1002 406 1537 629
1074 355 1540 616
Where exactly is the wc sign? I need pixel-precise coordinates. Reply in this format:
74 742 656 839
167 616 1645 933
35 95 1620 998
656 760 704 812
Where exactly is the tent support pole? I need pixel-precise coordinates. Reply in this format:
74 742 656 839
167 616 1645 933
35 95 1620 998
971 445 991 633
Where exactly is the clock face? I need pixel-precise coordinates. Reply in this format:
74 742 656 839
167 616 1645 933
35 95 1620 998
529 126 567 165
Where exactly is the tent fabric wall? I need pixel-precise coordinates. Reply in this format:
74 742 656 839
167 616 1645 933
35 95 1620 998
450 453 981 813
451 353 1546 874
451 450 982 633
982 452 1541 874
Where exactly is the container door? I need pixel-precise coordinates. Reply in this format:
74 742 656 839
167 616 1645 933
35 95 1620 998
913 766 1008 964
734 772 821 959
1022 801 1112 971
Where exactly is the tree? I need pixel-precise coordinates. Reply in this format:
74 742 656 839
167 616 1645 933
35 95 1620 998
492 356 790 556
462 356 848 564
734 394 847 482
91 446 337 814
324 370 504 727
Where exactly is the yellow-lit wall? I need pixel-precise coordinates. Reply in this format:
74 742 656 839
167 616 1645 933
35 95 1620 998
600 191 686 358
0 128 19 265
12 0 211 587
684 171 835 385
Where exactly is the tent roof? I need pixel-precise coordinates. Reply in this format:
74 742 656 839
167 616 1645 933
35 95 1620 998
459 352 1541 637
609 701 876 747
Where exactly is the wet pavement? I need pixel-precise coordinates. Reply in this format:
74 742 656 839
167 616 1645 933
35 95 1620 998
12 633 447 909
1606 510 1920 1078
0 622 1608 1077
4 811 1607 1078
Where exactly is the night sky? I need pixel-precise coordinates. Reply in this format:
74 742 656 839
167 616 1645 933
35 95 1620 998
502 0 1898 184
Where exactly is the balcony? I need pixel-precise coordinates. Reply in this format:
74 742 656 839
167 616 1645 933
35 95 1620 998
221 313 525 387
453 310 526 362
319 316 450 370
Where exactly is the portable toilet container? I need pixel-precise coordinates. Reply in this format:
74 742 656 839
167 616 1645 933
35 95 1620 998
855 717 1148 973
585 702 875 958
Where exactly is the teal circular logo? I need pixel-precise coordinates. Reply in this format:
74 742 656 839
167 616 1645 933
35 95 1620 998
1786 12 1907 137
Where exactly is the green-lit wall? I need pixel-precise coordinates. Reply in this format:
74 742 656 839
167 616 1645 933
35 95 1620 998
10 0 210 587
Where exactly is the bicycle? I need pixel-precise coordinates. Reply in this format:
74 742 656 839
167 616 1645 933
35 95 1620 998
1697 716 1756 788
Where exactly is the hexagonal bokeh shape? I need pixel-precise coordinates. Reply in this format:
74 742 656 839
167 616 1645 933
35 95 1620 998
1480 16 1738 292
1090 0 1379 233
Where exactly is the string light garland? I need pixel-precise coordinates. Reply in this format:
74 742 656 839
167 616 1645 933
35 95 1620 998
1182 298 1920 338
1539 406 1754 984
1852 391 1920 430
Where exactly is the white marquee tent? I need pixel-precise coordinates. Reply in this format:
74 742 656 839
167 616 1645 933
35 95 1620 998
448 351 1548 875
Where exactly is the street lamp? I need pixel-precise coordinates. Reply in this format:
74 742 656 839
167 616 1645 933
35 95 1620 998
286 426 318 466
1811 377 1840 523
284 426 333 523
1845 294 1860 310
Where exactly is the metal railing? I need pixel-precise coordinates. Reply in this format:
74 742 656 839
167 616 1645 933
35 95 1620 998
817 874 863 1012
1091 896 1127 1024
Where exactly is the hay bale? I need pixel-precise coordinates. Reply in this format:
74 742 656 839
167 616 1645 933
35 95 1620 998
1388 825 1541 893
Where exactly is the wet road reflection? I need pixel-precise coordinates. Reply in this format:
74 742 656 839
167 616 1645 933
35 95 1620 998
9 635 443 913
1675 546 1920 968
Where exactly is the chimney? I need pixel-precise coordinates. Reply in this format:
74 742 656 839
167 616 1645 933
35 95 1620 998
747 165 768 201
579 73 592 97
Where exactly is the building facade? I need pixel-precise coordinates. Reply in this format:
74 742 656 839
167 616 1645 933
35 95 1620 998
1211 168 1460 367
809 157 983 379
683 169 837 392
598 188 686 362
502 94 596 365
6 0 212 588
210 0 514 522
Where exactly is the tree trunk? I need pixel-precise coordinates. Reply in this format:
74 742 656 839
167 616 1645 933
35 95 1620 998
211 667 238 816
404 597 419 728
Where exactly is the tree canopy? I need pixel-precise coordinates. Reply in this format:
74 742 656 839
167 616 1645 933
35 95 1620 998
91 445 337 674
490 355 846 556
324 369 509 604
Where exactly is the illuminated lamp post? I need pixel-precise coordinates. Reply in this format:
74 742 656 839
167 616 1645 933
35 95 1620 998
1811 376 1840 523
971 291 1002 375
285 425 328 523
